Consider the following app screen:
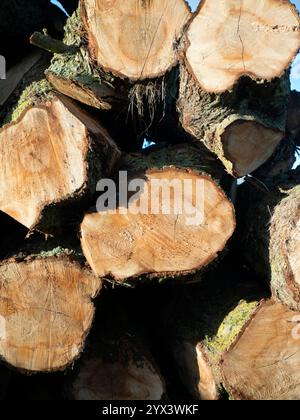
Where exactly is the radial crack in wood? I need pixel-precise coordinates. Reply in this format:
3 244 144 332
81 0 191 80
0 91 121 233
222 300 300 400
185 0 300 92
80 146 235 283
0 254 101 373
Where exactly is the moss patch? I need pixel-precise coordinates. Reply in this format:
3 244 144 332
204 299 258 360
48 8 114 95
8 79 53 123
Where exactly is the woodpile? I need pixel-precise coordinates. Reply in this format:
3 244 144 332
0 0 300 400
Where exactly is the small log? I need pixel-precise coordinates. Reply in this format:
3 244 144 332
178 64 289 177
184 0 300 93
67 291 165 400
222 300 300 400
81 0 191 80
0 85 121 233
30 32 77 55
80 145 236 284
0 244 101 373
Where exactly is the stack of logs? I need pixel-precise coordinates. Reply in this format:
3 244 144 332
0 0 300 400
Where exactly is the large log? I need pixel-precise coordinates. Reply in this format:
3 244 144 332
67 291 165 400
178 64 289 177
238 171 300 311
81 0 191 81
184 0 300 93
80 145 236 284
0 243 101 373
0 85 121 233
222 300 300 400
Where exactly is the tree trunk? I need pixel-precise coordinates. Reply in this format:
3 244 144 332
67 290 165 400
80 145 235 284
238 172 300 311
222 300 300 400
184 0 300 93
159 272 265 400
0 85 121 233
81 0 191 81
0 243 101 373
178 64 290 177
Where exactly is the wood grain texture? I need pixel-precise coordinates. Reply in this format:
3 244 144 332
185 0 300 92
81 0 191 80
0 94 120 232
0 256 101 373
222 301 300 400
81 165 235 282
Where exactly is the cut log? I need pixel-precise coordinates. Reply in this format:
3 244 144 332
67 291 165 400
81 0 191 80
178 64 289 177
46 9 127 110
80 145 235 284
160 273 265 400
184 0 300 93
0 246 101 373
0 86 121 233
238 173 300 311
222 300 300 400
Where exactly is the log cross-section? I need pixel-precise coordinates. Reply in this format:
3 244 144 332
185 0 300 92
80 146 236 283
81 0 191 80
0 254 101 373
0 93 121 233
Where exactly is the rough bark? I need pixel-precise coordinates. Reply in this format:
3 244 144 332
222 300 300 400
184 0 300 93
178 64 290 177
0 85 121 233
80 144 236 284
238 171 300 311
81 0 191 81
46 9 127 111
0 243 101 373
